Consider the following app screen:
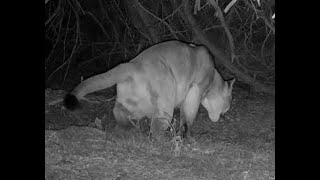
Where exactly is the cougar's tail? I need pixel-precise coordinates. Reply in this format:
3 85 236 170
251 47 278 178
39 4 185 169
63 63 135 111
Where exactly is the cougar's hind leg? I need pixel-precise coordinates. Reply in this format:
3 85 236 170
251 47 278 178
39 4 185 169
150 112 172 142
179 108 189 138
112 102 134 138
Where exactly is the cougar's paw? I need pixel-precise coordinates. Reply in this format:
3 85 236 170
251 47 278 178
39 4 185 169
113 125 131 139
150 118 170 142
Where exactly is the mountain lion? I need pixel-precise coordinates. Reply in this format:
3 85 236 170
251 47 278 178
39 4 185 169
63 40 235 141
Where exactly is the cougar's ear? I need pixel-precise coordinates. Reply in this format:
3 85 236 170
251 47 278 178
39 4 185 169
228 78 236 88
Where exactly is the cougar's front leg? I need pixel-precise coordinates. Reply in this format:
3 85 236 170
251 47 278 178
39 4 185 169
179 84 201 142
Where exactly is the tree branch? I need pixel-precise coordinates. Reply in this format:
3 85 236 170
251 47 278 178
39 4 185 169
182 0 274 95
207 0 236 63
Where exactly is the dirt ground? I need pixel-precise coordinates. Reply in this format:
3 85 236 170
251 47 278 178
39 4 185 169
45 82 275 180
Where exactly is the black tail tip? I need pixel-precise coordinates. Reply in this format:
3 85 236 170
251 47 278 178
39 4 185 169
63 93 81 111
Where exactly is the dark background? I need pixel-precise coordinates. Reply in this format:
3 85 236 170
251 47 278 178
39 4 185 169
45 0 275 94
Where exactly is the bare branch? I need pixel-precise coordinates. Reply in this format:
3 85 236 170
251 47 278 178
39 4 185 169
182 0 274 95
135 0 179 39
224 0 238 13
208 0 236 63
85 12 110 40
45 0 61 27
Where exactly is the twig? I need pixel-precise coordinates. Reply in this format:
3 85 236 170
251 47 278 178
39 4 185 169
48 99 63 105
45 18 63 67
61 3 73 85
45 0 61 27
260 28 272 59
224 0 238 13
162 1 183 21
135 0 179 39
71 0 85 15
98 0 119 42
111 0 135 46
85 12 109 41
261 16 275 34
208 0 236 63
62 0 80 86
233 6 243 23
245 0 275 34
194 0 200 14
47 56 70 81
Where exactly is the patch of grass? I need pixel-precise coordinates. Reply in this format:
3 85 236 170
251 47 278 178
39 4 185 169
46 87 275 179
46 125 275 179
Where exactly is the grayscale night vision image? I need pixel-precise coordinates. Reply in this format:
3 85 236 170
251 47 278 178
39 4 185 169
45 0 275 179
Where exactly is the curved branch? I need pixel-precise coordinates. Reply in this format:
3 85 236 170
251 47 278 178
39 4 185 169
182 0 274 95
45 0 61 27
207 0 236 63
85 11 110 40
135 0 179 39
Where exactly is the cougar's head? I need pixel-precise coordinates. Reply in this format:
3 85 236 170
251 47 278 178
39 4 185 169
201 78 235 122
